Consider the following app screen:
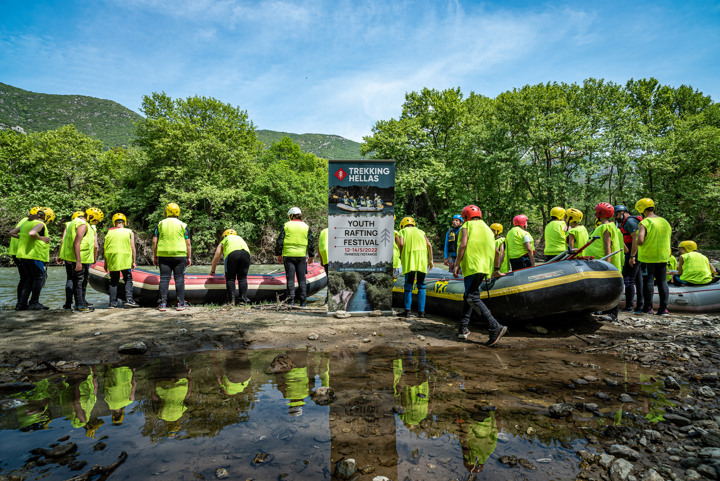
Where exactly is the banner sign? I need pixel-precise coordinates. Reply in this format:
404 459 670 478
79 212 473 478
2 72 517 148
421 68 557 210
327 160 395 314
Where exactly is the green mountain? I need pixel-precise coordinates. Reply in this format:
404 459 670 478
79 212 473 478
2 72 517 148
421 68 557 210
0 82 364 158
256 130 364 160
0 82 143 147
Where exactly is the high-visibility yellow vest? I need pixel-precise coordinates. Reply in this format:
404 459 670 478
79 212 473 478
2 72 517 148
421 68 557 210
393 230 401 269
221 234 250 258
506 226 534 259
587 223 622 270
282 221 309 257
104 227 133 271
399 226 429 274
495 237 510 274
8 217 28 256
59 217 88 262
567 225 589 249
680 251 713 285
157 217 188 257
318 228 328 265
638 216 672 263
543 220 567 256
459 220 495 276
16 220 50 262
80 224 96 264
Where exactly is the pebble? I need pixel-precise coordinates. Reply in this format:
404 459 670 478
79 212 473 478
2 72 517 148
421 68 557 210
641 468 665 481
663 413 692 426
684 468 702 481
362 338 371 343
372 477 391 481
619 393 634 403
610 458 634 480
594 392 613 401
525 325 549 334
698 386 716 398
307 333 319 340
548 403 574 418
215 468 229 479
336 458 357 479
417 335 425 341
608 444 640 461
178 328 187 334
310 386 336 406
118 341 147 354
696 464 718 479
334 310 351 319
598 453 615 469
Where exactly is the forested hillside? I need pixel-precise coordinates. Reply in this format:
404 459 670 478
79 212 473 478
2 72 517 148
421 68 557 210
0 82 142 148
257 130 363 160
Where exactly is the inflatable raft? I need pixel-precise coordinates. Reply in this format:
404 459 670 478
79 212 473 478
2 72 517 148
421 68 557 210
336 203 384 213
88 261 327 306
621 281 720 313
393 260 624 322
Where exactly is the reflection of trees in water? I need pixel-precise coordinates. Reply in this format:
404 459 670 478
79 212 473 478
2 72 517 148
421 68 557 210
328 271 393 310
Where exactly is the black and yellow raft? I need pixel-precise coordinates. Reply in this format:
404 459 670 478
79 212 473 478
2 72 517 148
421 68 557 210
393 260 623 322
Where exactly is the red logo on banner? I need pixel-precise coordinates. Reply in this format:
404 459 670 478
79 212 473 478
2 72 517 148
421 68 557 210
334 168 347 181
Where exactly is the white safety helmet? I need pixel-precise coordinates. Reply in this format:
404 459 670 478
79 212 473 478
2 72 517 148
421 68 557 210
287 207 302 217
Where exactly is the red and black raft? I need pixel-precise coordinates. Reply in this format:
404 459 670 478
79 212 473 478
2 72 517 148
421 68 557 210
88 261 327 306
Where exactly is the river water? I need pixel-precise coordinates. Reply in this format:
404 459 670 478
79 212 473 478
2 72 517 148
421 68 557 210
0 346 663 481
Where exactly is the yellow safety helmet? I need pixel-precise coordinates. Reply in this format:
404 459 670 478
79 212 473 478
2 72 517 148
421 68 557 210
490 223 503 235
41 207 55 223
399 216 415 229
550 206 566 220
678 240 697 252
29 206 43 217
566 208 583 223
222 229 237 238
165 202 180 217
635 198 655 214
86 207 104 224
71 210 85 220
111 213 127 225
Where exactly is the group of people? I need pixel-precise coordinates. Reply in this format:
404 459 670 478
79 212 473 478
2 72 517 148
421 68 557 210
7 203 320 312
394 198 717 346
342 194 383 208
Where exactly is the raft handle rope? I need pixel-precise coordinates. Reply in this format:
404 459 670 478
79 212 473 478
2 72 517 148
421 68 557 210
567 236 600 260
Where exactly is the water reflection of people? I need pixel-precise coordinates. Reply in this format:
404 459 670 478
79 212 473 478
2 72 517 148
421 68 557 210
15 378 54 430
461 413 499 475
392 354 431 426
213 351 252 396
152 366 192 423
104 366 136 424
275 353 331 416
58 367 98 433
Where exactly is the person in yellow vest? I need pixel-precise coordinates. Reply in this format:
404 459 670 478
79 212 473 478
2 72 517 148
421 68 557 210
153 203 191 312
79 208 103 308
461 413 499 475
210 229 252 305
9 207 54 310
275 207 315 307
103 365 136 424
506 215 535 271
586 203 624 321
629 198 672 315
453 205 506 345
58 211 85 309
543 206 567 259
393 357 430 426
673 241 718 286
8 212 30 310
103 213 138 308
490 223 510 274
666 254 678 284
397 217 433 318
153 374 192 423
317 227 329 304
59 210 93 312
566 208 589 252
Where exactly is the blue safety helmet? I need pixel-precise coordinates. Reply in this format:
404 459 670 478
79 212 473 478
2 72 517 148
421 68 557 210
452 214 464 224
613 205 629 215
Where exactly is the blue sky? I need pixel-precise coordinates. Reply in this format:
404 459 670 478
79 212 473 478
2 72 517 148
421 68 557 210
1 0 719 142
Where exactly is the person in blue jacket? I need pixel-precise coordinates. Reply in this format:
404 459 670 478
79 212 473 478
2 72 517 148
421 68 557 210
444 214 464 271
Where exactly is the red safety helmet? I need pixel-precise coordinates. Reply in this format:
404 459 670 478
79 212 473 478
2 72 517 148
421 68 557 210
461 205 482 221
512 215 528 228
595 202 614 219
